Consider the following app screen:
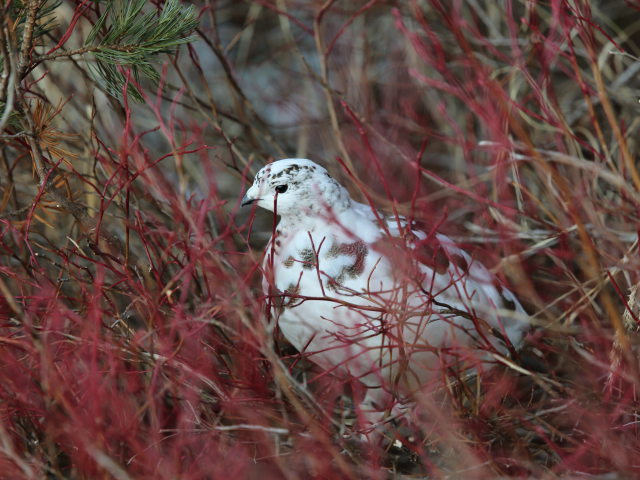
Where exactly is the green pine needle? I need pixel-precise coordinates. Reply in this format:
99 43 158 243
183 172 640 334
85 0 199 101
12 0 61 44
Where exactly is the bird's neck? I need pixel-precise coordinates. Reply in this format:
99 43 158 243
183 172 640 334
277 202 350 233
277 211 325 232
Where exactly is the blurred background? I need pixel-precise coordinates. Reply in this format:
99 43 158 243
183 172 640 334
0 0 639 478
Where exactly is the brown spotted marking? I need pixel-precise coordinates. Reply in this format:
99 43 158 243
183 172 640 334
412 235 450 275
284 284 303 308
450 253 469 274
272 228 285 251
326 278 340 292
493 280 517 310
274 283 302 313
298 248 317 270
285 283 300 297
371 232 453 276
269 164 316 188
327 240 369 283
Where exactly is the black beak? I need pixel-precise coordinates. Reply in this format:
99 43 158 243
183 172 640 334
241 193 256 206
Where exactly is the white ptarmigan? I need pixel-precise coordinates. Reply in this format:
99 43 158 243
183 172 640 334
242 158 527 433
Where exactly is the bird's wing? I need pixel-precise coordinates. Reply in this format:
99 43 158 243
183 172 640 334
351 201 527 344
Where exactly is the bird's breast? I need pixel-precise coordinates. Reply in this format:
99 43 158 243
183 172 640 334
267 229 385 298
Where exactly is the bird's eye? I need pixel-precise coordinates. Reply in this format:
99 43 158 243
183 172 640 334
275 184 288 194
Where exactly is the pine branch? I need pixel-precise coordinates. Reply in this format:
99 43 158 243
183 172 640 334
34 44 139 63
11 0 61 68
84 0 199 101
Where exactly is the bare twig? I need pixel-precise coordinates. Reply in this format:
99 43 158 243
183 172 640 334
0 25 17 133
17 0 43 80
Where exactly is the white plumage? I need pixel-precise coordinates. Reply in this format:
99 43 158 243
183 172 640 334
242 158 527 433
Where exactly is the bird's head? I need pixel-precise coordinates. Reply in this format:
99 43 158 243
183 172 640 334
242 158 351 217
